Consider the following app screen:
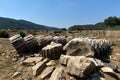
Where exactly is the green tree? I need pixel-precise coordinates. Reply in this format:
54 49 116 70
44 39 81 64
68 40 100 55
104 16 120 26
18 31 26 37
0 30 9 38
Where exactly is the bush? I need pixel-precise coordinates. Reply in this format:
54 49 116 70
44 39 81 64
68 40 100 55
18 31 26 37
0 30 9 38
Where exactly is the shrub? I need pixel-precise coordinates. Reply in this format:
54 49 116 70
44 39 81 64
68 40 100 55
18 31 26 37
0 30 9 38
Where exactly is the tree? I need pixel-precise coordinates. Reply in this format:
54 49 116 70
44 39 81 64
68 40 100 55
18 31 26 37
104 16 120 26
0 30 9 38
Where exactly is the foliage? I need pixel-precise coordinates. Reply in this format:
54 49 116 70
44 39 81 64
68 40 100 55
0 30 9 38
104 16 120 26
18 31 26 37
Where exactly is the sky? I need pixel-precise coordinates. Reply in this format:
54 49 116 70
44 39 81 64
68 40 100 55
0 0 120 28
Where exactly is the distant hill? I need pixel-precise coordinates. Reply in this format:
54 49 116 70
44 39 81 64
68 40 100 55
0 17 59 30
69 22 120 30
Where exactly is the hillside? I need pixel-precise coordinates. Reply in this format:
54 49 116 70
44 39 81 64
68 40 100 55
0 17 59 30
69 22 120 30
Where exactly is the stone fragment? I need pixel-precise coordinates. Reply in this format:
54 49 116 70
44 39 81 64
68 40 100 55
104 63 118 72
59 55 96 78
53 36 67 45
101 67 119 79
35 35 53 49
22 57 43 66
32 59 49 76
24 34 39 53
40 66 55 80
41 42 64 59
63 38 92 56
87 58 104 68
46 60 56 66
12 72 21 78
49 66 65 80
9 34 28 53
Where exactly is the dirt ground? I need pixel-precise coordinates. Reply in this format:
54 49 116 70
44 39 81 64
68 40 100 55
0 30 120 80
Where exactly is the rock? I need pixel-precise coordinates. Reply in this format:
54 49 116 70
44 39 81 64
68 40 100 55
87 72 105 80
53 36 67 45
64 38 111 62
104 63 118 72
49 66 65 80
40 66 55 80
24 34 39 53
46 60 56 66
12 72 21 78
59 55 70 66
63 38 92 56
9 34 28 53
101 67 119 79
22 57 43 66
41 42 64 59
59 55 96 78
87 58 104 68
32 59 49 76
35 35 53 49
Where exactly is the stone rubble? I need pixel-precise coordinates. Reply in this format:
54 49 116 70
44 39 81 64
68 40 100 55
9 35 119 80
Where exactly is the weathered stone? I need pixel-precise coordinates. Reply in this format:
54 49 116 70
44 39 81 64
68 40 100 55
104 63 118 72
59 55 70 66
88 58 104 68
101 67 119 79
12 72 21 78
53 36 67 45
64 38 92 56
41 42 64 59
40 66 55 80
9 34 28 53
35 35 53 49
24 34 39 53
22 57 43 66
59 55 96 78
87 72 105 80
32 59 49 76
64 38 111 61
46 60 56 66
49 66 65 80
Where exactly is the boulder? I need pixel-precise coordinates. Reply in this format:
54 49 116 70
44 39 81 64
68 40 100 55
66 56 96 78
32 59 49 76
64 38 111 61
40 66 55 80
59 55 96 78
64 38 92 56
22 57 43 66
24 34 39 53
41 42 64 59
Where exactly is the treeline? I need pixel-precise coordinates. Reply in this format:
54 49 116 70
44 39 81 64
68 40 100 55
69 16 120 30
